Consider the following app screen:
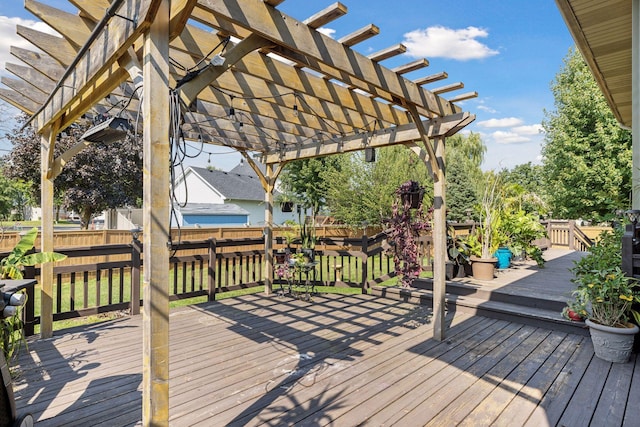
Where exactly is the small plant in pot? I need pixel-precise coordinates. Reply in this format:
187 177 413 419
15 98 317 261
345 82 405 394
1 227 67 364
569 227 640 363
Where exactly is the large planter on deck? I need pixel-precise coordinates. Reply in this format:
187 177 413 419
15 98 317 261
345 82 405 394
470 256 497 281
586 319 638 363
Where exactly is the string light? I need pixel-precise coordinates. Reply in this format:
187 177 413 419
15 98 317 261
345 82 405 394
293 104 298 117
228 95 236 122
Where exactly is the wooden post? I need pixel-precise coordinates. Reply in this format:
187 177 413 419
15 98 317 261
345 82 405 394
622 223 635 276
361 234 369 294
142 1 171 425
432 136 447 341
130 235 141 316
40 125 57 339
568 221 575 250
23 265 36 337
208 238 217 301
264 164 274 295
633 0 640 209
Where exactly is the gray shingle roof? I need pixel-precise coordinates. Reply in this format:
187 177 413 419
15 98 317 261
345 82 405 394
189 166 265 201
179 203 249 216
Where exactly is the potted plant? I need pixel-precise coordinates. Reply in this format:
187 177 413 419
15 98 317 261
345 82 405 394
1 227 67 364
468 173 501 280
397 180 425 209
276 193 296 213
569 227 640 363
298 211 316 263
446 224 470 279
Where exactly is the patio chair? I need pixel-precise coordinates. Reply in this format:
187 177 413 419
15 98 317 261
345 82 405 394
0 349 33 427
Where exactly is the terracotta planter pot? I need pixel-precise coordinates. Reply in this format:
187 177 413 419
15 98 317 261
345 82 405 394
470 256 497 281
586 318 639 363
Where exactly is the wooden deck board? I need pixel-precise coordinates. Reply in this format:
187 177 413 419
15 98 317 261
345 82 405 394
11 287 640 427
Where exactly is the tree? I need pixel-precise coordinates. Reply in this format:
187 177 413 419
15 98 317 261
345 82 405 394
499 162 548 215
4 114 143 228
445 132 485 222
322 145 434 227
279 157 341 216
542 48 632 221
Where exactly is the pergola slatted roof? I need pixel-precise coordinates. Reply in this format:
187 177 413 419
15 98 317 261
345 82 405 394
3 0 475 166
1 2 478 424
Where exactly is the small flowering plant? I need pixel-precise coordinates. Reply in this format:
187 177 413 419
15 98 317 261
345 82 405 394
571 267 639 326
569 227 640 327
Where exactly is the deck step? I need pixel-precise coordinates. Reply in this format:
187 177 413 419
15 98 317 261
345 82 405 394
370 285 589 336
411 279 569 312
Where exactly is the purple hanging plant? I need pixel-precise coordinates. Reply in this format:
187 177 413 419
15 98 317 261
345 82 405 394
384 181 431 287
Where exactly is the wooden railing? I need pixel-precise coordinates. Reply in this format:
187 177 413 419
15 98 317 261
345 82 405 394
11 219 589 336
14 232 404 336
544 220 593 251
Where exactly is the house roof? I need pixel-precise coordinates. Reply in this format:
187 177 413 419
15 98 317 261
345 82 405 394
179 203 248 216
229 159 264 177
189 166 266 202
556 0 632 127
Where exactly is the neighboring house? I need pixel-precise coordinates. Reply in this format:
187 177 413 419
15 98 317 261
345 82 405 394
172 162 297 227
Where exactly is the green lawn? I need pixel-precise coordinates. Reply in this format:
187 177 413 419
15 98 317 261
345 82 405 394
26 252 416 333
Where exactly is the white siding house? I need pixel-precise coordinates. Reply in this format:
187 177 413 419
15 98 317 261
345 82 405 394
172 162 297 227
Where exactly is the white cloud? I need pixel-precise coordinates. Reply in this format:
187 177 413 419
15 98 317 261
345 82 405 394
477 117 523 128
512 124 543 135
477 104 497 114
402 26 498 61
317 27 336 38
492 130 530 144
0 15 59 73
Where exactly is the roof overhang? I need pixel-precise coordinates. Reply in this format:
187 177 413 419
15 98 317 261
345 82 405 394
555 0 632 127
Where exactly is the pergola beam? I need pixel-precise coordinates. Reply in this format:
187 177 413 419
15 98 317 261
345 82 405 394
197 0 460 118
303 2 347 29
338 24 380 47
263 112 473 163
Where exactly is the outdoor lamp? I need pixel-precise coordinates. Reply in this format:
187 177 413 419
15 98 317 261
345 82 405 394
625 210 640 224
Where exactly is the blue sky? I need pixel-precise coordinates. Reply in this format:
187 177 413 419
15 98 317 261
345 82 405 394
0 0 576 171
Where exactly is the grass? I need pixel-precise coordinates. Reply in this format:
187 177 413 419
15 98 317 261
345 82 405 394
25 252 420 333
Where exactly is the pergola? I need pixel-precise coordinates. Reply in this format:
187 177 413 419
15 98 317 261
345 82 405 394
555 0 638 206
0 1 477 424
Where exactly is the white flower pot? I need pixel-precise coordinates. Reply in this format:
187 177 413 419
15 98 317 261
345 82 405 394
586 318 639 363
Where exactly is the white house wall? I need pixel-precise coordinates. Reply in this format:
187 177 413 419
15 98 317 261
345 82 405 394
230 199 297 225
174 171 225 204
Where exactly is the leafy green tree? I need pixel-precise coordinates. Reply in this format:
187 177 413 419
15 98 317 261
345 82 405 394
323 146 433 227
499 162 548 215
279 157 341 216
4 114 143 228
542 48 632 220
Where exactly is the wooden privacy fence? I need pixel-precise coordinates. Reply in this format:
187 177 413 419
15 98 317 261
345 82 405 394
15 232 409 336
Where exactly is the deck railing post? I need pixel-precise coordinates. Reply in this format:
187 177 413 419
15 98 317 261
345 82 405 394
208 238 217 301
22 265 36 336
568 221 575 250
131 236 142 316
622 223 636 276
361 234 369 294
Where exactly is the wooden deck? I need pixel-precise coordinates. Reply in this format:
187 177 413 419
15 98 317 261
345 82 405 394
10 249 640 426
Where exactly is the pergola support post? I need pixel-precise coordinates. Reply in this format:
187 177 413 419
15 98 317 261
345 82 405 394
432 136 447 340
141 1 171 425
39 124 57 339
264 163 275 295
633 0 640 209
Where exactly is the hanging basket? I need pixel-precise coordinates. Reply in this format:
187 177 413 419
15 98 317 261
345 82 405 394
400 190 424 209
281 201 294 212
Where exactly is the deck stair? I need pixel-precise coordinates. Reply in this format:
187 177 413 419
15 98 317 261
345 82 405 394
371 248 589 336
